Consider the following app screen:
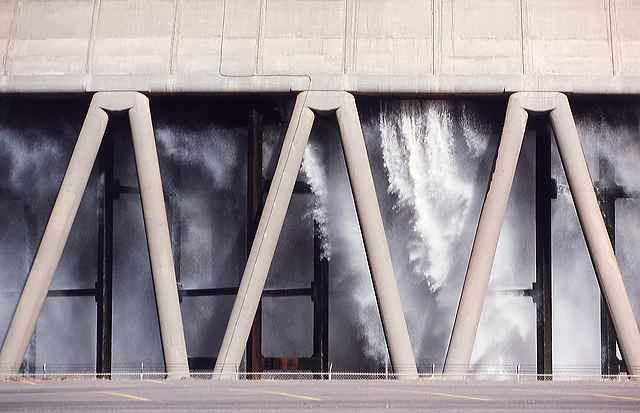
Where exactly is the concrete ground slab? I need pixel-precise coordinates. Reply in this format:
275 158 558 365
0 378 638 412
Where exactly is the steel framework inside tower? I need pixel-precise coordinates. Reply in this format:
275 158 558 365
93 113 184 377
480 113 638 378
444 93 640 379
531 115 637 377
245 109 330 376
2 92 638 380
166 106 330 376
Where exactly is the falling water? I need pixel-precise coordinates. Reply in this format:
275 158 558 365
154 116 248 363
375 99 533 370
379 100 477 290
1 96 638 376
301 143 331 261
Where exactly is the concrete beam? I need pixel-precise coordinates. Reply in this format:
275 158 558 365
444 92 640 378
213 91 417 380
0 92 188 378
3 73 640 95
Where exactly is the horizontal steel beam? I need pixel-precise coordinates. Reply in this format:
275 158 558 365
47 289 96 298
179 287 313 298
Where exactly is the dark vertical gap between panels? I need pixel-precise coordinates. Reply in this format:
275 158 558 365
96 119 114 378
534 116 553 379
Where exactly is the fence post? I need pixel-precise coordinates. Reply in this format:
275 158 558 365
516 364 520 381
328 363 332 381
432 363 435 379
43 362 46 377
385 359 388 380
140 362 144 380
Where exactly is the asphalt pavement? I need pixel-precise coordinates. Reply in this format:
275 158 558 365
1 377 639 412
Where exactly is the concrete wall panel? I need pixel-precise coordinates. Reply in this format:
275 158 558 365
353 0 432 75
526 0 612 75
175 0 224 74
260 0 345 75
0 0 14 73
92 0 174 75
615 0 640 76
220 0 259 76
8 0 93 75
441 0 522 75
1 0 640 93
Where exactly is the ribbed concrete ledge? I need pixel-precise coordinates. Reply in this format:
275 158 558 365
2 74 640 95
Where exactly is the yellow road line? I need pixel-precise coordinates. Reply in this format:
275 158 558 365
96 391 151 402
373 387 490 402
590 392 640 402
517 387 640 402
230 387 321 401
426 391 490 401
258 390 322 401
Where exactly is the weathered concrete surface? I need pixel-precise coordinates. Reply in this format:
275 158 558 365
1 0 639 94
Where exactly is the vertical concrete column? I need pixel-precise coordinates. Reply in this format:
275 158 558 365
549 97 640 376
444 96 528 376
336 98 418 379
0 101 109 374
214 93 315 379
129 95 189 379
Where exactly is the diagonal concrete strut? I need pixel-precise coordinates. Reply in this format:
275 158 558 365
0 92 189 378
213 91 418 380
443 92 640 377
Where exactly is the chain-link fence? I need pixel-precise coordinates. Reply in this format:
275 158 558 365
1 362 638 381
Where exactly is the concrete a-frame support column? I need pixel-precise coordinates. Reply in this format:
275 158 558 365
443 96 528 376
444 92 640 377
0 92 189 378
214 91 417 380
